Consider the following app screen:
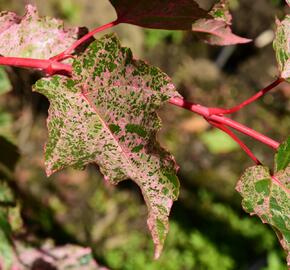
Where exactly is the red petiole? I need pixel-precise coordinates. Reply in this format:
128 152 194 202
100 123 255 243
169 97 279 150
0 20 281 164
208 120 262 165
208 77 284 115
0 56 72 76
51 20 119 62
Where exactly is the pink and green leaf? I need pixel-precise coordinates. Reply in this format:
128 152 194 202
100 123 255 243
109 0 208 30
33 33 181 259
109 0 250 45
191 0 251 45
273 15 290 82
236 137 290 265
0 5 80 59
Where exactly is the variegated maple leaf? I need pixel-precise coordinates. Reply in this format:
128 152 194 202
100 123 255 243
33 33 181 259
236 137 290 265
0 5 80 58
109 0 207 30
109 0 250 45
191 0 251 45
273 15 290 82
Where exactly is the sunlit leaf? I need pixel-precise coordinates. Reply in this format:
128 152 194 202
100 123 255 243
33 33 181 258
191 0 251 45
236 137 290 265
200 129 239 154
0 5 80 58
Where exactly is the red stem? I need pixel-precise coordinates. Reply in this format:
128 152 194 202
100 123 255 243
271 175 290 194
169 97 280 150
0 57 72 75
0 57 280 152
51 20 119 62
209 77 284 115
208 120 261 165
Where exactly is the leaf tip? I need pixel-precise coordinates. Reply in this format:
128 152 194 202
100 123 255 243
153 244 162 260
147 214 169 260
45 168 53 177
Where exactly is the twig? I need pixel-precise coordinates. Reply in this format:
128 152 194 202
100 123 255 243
0 57 71 75
169 97 280 150
208 120 262 165
208 77 284 115
51 20 119 62
0 55 280 151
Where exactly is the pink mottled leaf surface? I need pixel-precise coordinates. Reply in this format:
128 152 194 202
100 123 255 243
236 137 290 265
109 0 249 45
1 241 103 270
273 15 290 82
191 0 251 45
33 33 181 259
0 5 79 58
15 243 103 270
109 0 207 30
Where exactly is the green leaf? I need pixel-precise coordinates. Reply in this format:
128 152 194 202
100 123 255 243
273 15 290 82
109 0 250 45
275 137 290 172
33 33 181 258
0 67 11 96
236 136 290 265
0 210 14 270
0 5 80 58
200 129 239 154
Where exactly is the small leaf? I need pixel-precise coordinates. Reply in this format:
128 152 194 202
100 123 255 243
0 210 14 270
236 136 290 265
109 0 249 45
191 0 251 45
0 5 80 58
275 137 290 172
34 33 181 258
200 129 239 154
273 15 290 82
0 67 11 96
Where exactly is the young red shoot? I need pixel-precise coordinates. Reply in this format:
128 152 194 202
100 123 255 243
208 120 262 165
51 20 119 62
208 77 284 115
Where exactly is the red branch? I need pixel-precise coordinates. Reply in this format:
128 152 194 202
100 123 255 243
169 97 280 150
208 77 284 115
0 57 72 75
51 20 119 62
0 56 280 152
208 120 261 165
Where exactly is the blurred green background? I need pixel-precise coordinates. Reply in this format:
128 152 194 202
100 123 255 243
0 0 289 269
